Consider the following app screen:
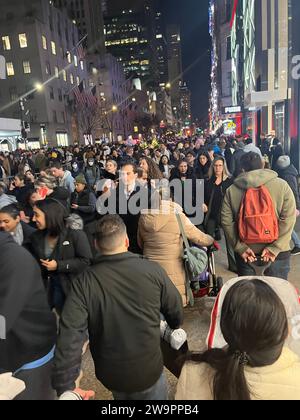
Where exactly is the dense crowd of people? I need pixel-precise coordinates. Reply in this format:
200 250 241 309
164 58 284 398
1 132 300 400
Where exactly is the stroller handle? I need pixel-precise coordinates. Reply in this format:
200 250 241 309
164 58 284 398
208 241 221 253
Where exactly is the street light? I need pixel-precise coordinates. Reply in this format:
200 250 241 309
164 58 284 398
166 82 171 89
111 105 118 143
35 83 43 92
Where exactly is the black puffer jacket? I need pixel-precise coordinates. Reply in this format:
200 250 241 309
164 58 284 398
29 228 92 296
0 233 56 373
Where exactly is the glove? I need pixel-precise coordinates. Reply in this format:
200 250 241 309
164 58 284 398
0 373 25 400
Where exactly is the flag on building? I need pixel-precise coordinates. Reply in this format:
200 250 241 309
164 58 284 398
73 81 86 107
86 85 98 108
230 0 239 29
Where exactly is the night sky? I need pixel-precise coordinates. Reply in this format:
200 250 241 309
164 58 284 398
162 0 211 126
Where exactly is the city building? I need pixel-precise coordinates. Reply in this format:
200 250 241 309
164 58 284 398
0 0 89 147
290 0 300 168
210 0 300 150
179 81 192 124
166 24 183 112
53 0 106 56
103 1 158 91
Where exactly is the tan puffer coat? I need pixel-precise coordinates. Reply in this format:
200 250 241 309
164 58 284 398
138 201 214 306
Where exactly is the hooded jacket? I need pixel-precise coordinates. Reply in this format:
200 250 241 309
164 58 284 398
277 164 300 210
59 170 75 194
138 201 214 306
0 233 57 373
221 169 296 257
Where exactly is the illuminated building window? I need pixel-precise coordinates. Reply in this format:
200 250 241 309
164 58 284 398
42 35 47 50
2 36 11 50
23 61 31 74
66 51 71 63
6 62 15 76
19 33 28 48
51 41 56 55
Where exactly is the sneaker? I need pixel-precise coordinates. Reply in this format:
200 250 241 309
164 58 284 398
291 247 300 256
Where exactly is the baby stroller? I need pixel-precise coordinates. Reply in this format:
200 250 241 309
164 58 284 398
191 242 224 299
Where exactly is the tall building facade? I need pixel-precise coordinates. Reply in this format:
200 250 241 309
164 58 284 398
0 0 88 147
166 24 183 112
53 0 106 56
104 1 158 90
230 0 290 145
211 0 300 158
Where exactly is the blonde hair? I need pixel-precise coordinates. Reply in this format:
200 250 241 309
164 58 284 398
35 174 58 190
208 156 231 181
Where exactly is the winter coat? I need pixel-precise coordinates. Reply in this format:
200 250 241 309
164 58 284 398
204 176 233 225
52 252 183 396
138 201 214 306
0 232 57 373
29 227 92 296
71 188 96 224
84 165 100 187
97 183 151 254
277 164 300 210
176 347 300 400
221 169 296 258
230 148 246 178
59 171 75 194
271 144 284 169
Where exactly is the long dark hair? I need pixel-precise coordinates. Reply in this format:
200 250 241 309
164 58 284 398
188 280 288 400
140 156 163 180
35 198 68 237
159 155 170 172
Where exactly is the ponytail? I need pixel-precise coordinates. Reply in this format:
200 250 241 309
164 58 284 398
189 348 251 400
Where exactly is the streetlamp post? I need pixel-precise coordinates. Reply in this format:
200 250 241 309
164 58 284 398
111 105 118 143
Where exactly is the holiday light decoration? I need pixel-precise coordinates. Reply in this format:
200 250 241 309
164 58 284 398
209 0 220 132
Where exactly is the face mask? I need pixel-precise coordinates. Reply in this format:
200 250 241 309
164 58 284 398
72 164 78 170
88 161 94 167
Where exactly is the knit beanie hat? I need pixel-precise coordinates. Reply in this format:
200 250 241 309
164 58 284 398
75 174 87 185
276 155 290 169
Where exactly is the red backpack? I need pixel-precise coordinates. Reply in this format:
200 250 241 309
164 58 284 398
238 185 279 244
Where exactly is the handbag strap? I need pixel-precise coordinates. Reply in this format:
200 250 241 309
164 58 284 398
175 211 190 250
175 211 194 307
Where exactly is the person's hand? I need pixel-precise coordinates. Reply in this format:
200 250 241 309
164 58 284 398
40 259 58 271
241 248 257 263
296 209 300 218
20 211 30 224
203 204 208 213
74 388 95 400
71 204 79 209
261 249 276 263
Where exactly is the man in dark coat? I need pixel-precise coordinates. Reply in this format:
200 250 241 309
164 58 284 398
52 215 183 400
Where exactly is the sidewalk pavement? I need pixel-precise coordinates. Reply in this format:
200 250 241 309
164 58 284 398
80 221 300 399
